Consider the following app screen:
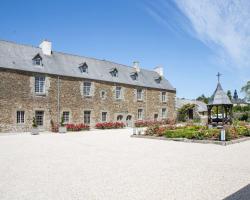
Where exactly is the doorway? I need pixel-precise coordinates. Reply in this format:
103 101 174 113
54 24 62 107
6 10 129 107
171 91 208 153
126 115 132 127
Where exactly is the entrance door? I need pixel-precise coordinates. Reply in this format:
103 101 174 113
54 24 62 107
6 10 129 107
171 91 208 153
188 109 193 120
35 111 44 127
126 115 132 127
154 114 158 121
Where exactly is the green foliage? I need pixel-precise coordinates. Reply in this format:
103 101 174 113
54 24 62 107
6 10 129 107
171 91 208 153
60 116 65 127
196 94 209 104
165 125 220 140
227 90 232 100
177 104 196 122
241 81 250 101
32 117 37 128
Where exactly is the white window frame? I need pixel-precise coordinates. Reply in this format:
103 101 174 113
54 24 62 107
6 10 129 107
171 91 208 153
115 86 122 99
79 66 88 73
162 92 167 102
35 76 45 95
84 111 91 124
62 111 70 124
101 112 108 122
17 111 25 124
138 109 143 120
137 88 143 101
33 58 42 66
162 108 167 119
35 111 44 126
83 81 92 96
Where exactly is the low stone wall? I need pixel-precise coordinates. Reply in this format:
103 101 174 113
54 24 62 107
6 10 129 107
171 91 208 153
131 134 250 146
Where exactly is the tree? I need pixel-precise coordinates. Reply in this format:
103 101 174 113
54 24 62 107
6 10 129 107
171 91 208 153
241 81 250 102
227 90 232 100
196 94 209 104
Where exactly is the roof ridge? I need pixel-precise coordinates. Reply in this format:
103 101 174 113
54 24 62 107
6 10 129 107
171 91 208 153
0 39 158 74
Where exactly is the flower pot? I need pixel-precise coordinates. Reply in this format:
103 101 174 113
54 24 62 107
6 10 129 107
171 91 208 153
31 128 39 135
59 126 67 133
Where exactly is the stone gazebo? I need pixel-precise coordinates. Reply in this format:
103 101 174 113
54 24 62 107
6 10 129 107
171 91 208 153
207 73 233 125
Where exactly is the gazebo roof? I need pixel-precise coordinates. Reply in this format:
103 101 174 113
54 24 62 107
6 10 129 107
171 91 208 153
208 83 232 105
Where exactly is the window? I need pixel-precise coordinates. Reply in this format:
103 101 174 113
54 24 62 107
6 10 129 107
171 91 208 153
115 86 122 99
162 92 167 102
83 81 91 96
17 111 25 124
131 72 138 81
79 63 88 73
35 76 45 94
154 113 158 121
137 89 143 100
110 68 118 77
62 112 70 124
117 115 123 121
84 111 91 124
162 108 167 119
35 111 44 126
32 54 42 66
138 109 143 120
155 76 162 84
102 112 107 122
100 90 106 99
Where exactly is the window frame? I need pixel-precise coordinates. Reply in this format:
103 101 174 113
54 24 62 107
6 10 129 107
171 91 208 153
101 112 108 122
35 76 45 95
84 111 91 124
115 86 122 99
83 81 92 96
161 92 167 102
62 111 70 124
17 111 25 124
162 108 167 119
137 109 143 120
137 88 143 101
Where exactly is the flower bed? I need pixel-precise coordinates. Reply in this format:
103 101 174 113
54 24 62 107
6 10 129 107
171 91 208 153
134 119 175 127
95 122 125 129
66 123 90 131
144 122 250 141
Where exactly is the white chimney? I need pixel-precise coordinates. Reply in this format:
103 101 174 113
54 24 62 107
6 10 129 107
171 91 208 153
154 66 164 77
39 40 52 56
133 61 140 73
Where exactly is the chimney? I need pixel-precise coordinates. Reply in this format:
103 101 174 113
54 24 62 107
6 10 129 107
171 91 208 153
133 61 140 73
39 40 52 56
154 66 164 77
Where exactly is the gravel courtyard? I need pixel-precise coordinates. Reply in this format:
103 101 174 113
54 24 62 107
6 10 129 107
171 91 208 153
0 129 250 200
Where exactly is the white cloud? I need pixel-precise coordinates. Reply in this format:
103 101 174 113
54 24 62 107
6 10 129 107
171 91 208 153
145 0 250 68
175 0 250 68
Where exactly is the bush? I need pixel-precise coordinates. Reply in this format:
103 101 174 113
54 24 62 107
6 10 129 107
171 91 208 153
66 123 90 131
95 122 125 129
134 119 175 127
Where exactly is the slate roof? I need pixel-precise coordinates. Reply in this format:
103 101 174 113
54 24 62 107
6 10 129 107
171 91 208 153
176 98 207 112
231 98 248 105
208 83 232 105
0 40 176 91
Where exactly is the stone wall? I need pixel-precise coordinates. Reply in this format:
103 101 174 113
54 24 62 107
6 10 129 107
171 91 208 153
0 68 176 132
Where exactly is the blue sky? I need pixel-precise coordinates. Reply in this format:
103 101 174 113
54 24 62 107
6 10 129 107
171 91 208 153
0 0 249 99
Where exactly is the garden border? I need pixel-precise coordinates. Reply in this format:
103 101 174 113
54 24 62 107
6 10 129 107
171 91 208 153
131 134 250 146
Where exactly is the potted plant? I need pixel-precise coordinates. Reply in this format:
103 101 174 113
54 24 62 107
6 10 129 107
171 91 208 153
59 116 67 133
31 117 39 135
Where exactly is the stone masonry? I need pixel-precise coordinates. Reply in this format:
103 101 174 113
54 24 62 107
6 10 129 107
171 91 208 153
0 68 176 132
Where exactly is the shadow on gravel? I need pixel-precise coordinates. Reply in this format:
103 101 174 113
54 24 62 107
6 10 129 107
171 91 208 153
224 184 250 200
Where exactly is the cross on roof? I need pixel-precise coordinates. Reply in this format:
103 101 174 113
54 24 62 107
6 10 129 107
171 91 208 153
216 72 222 83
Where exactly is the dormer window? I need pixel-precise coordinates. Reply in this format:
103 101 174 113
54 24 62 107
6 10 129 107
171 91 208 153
79 62 88 73
110 68 118 77
130 72 138 81
32 54 42 66
155 76 162 84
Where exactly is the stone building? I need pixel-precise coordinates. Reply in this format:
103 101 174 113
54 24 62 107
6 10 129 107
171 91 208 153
0 40 176 132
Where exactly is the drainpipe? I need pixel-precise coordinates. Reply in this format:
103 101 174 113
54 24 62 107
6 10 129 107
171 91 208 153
57 76 60 125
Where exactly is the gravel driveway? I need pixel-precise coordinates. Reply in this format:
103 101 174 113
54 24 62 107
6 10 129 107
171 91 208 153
0 129 250 200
